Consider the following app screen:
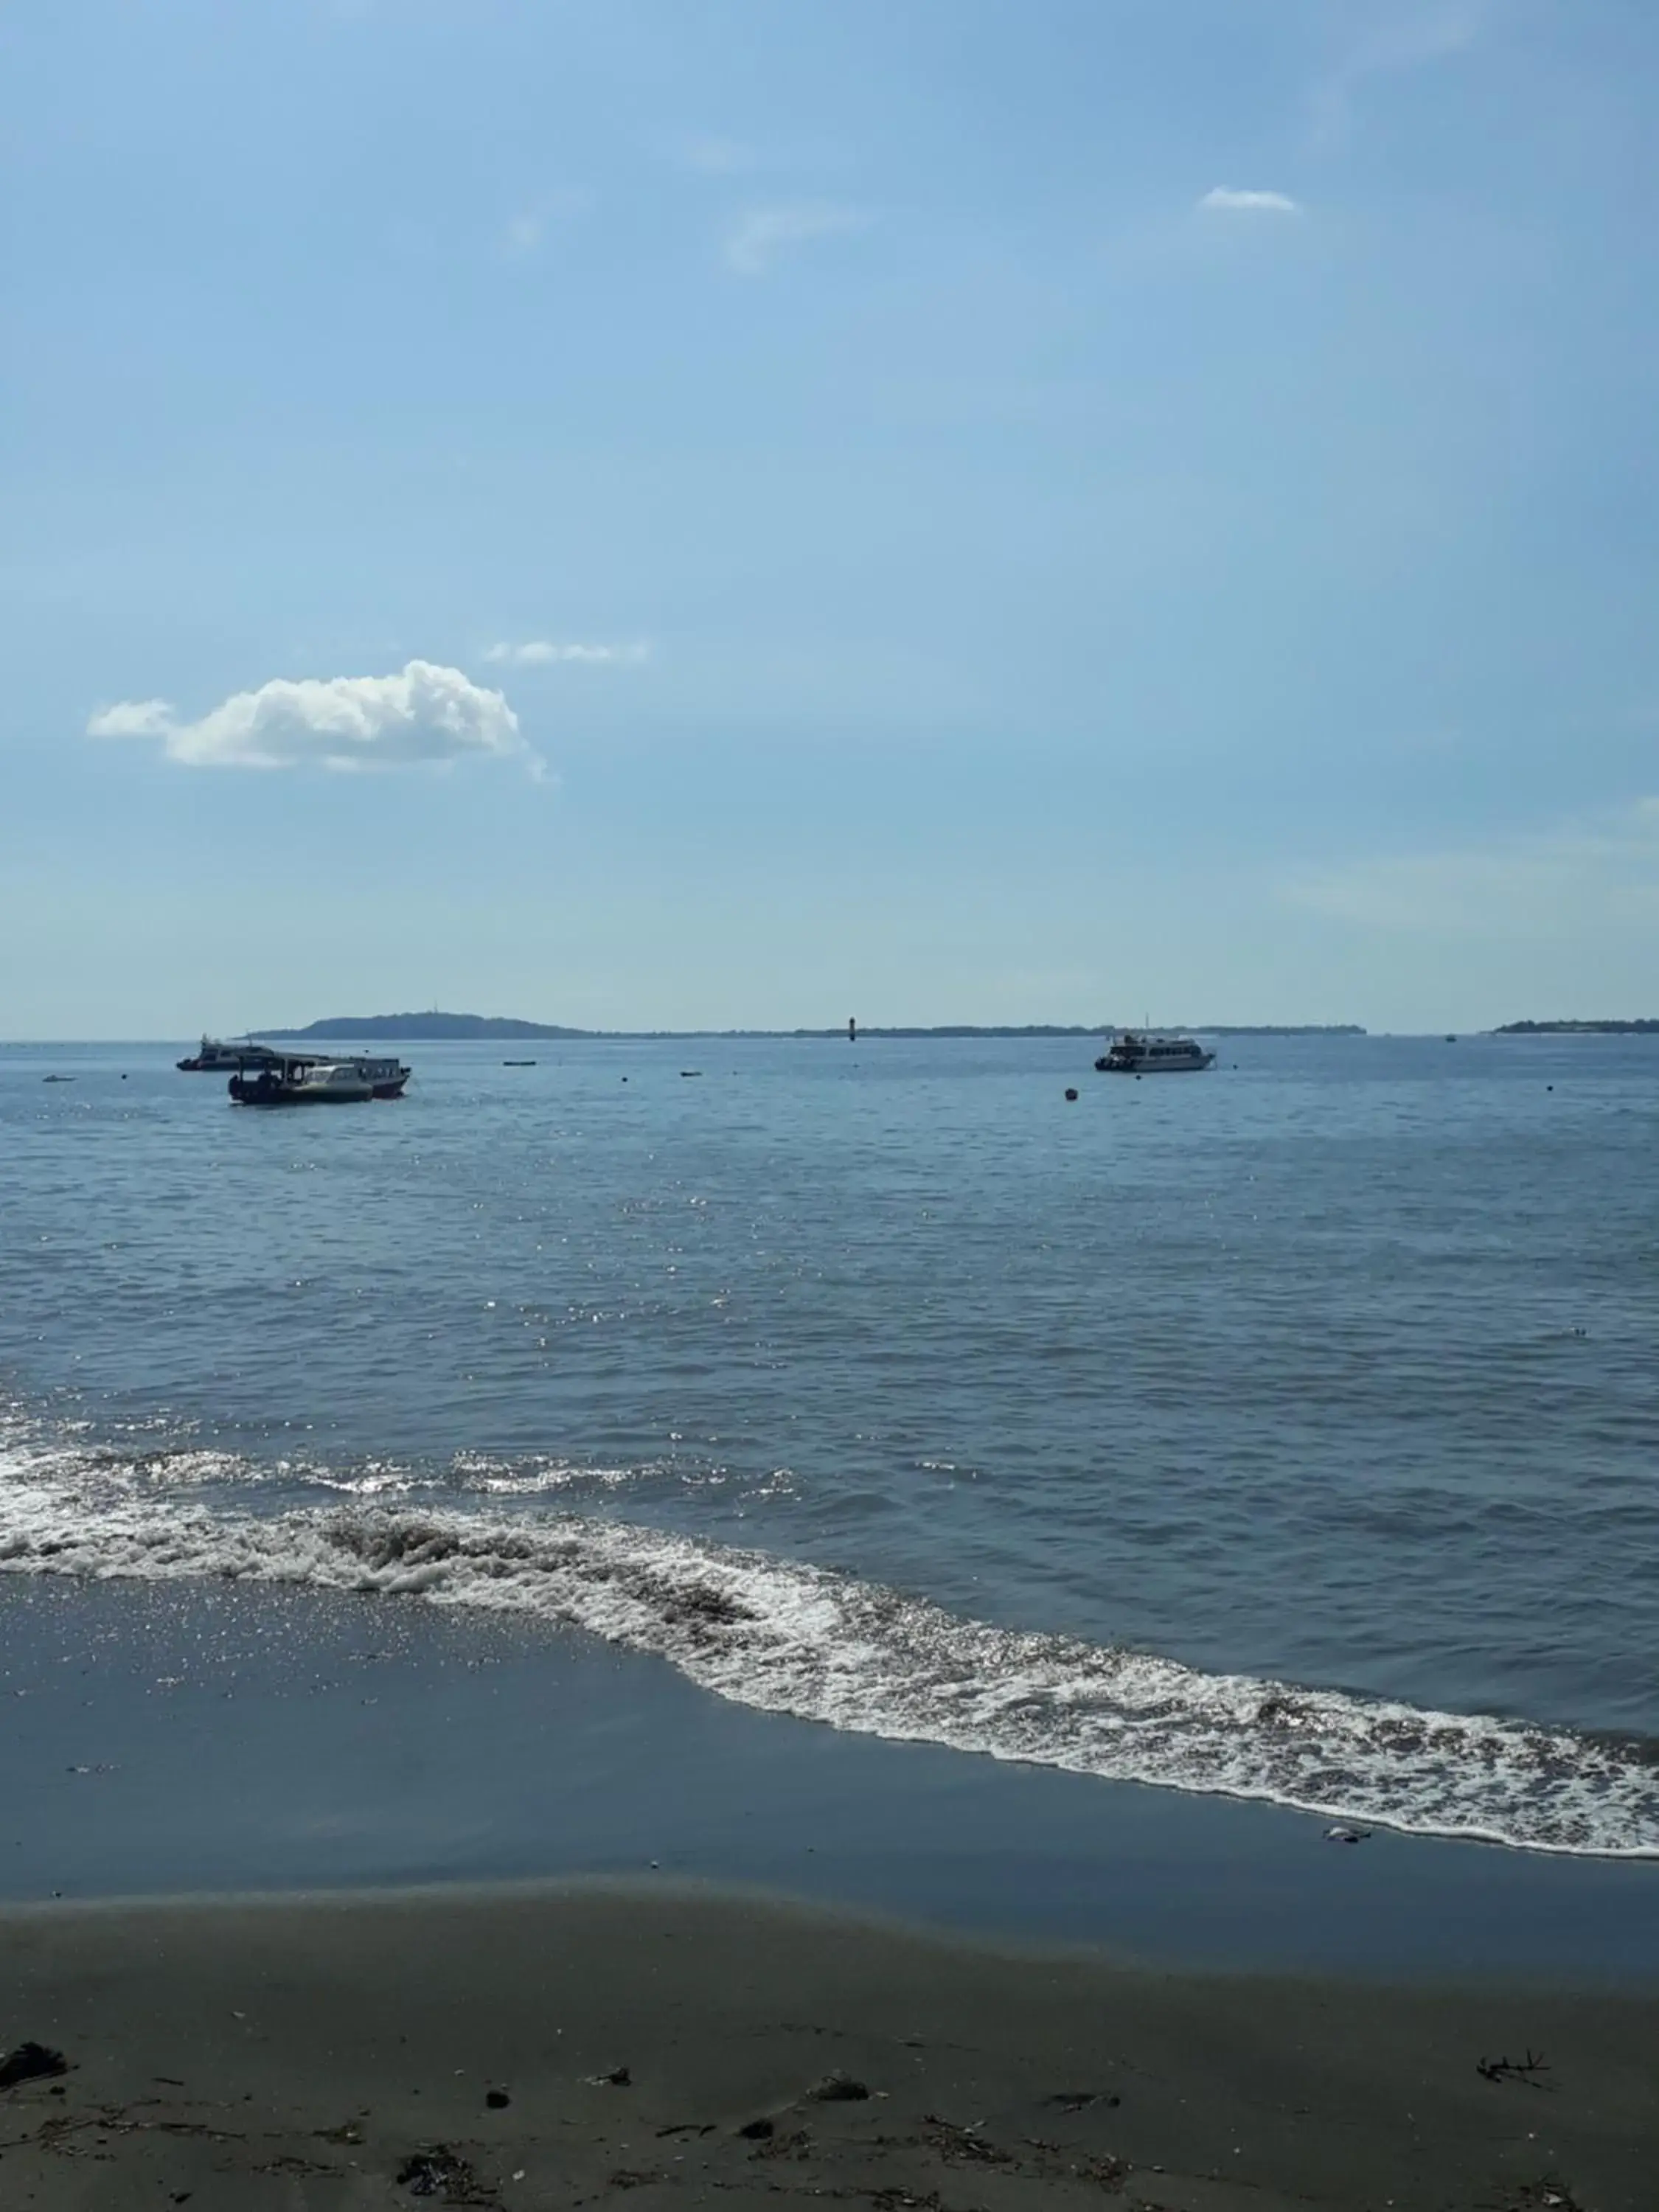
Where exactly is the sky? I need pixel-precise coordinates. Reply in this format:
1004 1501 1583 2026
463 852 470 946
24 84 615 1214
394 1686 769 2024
2 0 1656 1036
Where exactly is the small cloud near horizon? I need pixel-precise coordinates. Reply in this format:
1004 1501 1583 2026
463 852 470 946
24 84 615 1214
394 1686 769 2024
483 640 651 667
681 134 758 175
1198 187 1302 215
1284 798 1659 937
499 189 593 259
724 201 870 276
88 661 541 776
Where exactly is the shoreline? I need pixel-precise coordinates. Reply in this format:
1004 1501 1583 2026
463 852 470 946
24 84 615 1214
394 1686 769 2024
4 1577 1658 1989
1 1879 1655 2210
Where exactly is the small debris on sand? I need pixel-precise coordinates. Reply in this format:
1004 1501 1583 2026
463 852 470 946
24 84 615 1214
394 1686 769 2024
0 2041 69 2090
809 2071 871 2101
396 2144 490 2199
1477 2049 1552 2087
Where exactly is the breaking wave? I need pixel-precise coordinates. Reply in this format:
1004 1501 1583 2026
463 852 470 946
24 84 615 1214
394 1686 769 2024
1 1419 1654 1859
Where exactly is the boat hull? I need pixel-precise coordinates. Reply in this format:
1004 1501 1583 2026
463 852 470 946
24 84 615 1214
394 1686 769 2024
230 1076 372 1105
1094 1055 1215 1073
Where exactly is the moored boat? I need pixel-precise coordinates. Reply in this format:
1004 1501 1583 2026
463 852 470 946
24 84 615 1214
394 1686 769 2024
178 1036 282 1073
1094 1031 1215 1074
228 1051 411 1105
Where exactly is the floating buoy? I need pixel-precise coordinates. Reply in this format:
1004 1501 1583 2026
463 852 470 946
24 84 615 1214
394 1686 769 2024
1065 1088 1079 1102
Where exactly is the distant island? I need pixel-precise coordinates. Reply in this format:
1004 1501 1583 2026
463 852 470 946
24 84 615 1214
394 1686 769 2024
1495 1019 1659 1035
262 1012 591 1041
260 1012 1368 1042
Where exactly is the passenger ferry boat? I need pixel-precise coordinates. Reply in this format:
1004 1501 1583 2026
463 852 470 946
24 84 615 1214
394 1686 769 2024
177 1036 283 1073
228 1051 411 1105
1094 1031 1215 1074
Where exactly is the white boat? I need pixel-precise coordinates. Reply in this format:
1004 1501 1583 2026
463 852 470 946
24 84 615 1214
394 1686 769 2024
1094 1031 1215 1074
228 1051 410 1105
178 1035 282 1073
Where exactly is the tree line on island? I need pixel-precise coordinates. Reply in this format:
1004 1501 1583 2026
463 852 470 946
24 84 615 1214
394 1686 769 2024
1494 1018 1659 1034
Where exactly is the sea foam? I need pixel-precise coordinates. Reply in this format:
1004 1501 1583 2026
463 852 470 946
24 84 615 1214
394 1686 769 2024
1 1417 1654 1859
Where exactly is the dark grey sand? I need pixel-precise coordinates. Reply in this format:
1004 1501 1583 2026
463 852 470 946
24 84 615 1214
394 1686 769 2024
0 1882 1654 2210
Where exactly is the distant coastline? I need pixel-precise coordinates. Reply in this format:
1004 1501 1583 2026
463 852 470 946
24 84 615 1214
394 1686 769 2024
258 1011 1369 1043
1495 1019 1659 1035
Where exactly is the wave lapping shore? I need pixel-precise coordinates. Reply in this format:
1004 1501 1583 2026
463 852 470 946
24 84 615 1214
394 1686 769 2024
3 1418 1655 1860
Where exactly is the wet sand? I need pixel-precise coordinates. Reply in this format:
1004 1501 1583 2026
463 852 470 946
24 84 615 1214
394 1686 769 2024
0 1882 1654 2210
7 1576 1659 1985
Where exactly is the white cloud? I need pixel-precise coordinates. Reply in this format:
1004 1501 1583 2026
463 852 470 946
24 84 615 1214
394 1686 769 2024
1198 187 1302 216
681 135 758 175
499 189 593 259
88 661 538 776
1312 4 1484 145
84 698 175 740
1284 800 1659 938
723 201 870 276
483 639 650 667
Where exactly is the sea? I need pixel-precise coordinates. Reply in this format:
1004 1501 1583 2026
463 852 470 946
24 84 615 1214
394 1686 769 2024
2 1030 1657 1919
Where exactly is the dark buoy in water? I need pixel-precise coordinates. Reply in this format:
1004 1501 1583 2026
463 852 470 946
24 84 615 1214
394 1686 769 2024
849 1015 857 1043
1065 1088 1079 1102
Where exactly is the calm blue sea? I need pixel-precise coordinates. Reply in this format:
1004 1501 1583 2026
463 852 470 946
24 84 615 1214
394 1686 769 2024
2 1032 1656 1858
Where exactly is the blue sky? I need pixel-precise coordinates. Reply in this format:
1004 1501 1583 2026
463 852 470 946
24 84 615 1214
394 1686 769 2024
3 0 1655 1034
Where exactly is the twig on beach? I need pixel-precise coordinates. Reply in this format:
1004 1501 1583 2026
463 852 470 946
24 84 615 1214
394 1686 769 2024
1475 2049 1552 2087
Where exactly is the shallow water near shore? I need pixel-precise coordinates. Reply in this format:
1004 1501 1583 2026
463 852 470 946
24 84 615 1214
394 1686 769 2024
4 1572 1658 1984
2 1032 1657 1887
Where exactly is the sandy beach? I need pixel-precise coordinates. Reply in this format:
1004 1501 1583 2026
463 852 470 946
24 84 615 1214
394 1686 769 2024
0 1881 1653 2210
